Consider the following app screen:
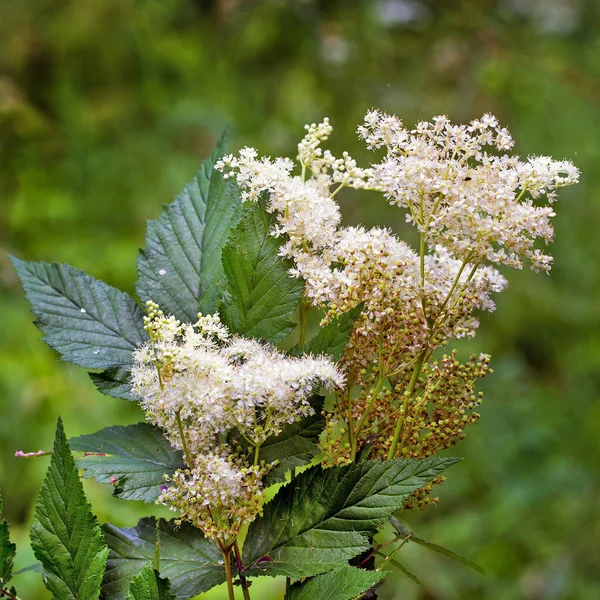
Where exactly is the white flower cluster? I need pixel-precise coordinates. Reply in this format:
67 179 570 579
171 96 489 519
359 110 579 272
158 454 263 546
132 302 343 455
131 301 343 543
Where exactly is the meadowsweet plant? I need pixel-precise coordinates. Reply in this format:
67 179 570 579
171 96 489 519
3 112 577 600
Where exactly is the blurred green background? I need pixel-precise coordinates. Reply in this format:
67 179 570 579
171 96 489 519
1 0 599 598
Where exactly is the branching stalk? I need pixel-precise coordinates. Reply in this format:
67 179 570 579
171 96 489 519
387 350 426 460
223 548 236 600
175 410 193 468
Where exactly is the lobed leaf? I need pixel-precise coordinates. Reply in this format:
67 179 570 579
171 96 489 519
136 131 241 323
102 518 224 600
286 565 387 600
0 492 17 589
221 200 304 343
70 423 184 503
243 456 460 579
126 563 176 600
30 417 109 600
10 257 147 370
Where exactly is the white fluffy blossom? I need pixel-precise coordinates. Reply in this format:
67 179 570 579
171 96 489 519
131 302 344 456
359 110 579 271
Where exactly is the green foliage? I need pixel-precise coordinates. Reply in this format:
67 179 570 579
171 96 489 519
10 257 147 370
249 396 324 486
126 564 176 600
89 366 137 401
103 518 224 600
286 565 387 600
290 304 363 361
221 200 304 343
243 457 459 578
70 423 184 503
30 417 109 600
0 491 17 590
136 131 241 323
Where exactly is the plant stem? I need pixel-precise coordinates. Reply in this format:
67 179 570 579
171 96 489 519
298 298 309 346
387 350 426 460
175 410 193 468
253 442 262 467
0 589 23 600
233 542 252 600
223 549 236 600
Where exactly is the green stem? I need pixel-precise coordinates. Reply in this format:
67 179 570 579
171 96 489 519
223 549 236 600
253 442 262 467
351 335 385 460
387 350 426 460
298 298 309 346
175 410 193 468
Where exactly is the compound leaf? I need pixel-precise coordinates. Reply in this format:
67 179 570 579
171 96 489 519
0 491 17 589
126 563 176 600
291 304 363 361
286 565 387 600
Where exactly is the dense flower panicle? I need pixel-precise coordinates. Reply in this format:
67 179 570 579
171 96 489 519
158 453 265 546
359 110 579 272
213 111 577 501
132 302 344 455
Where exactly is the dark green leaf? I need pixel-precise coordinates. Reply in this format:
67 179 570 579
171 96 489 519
0 492 17 588
136 132 241 322
90 366 136 401
102 518 224 600
259 397 324 486
290 304 363 361
287 565 387 600
70 423 184 503
230 397 324 486
30 417 109 600
221 201 304 343
409 536 485 575
126 563 176 600
243 456 460 579
10 257 147 369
